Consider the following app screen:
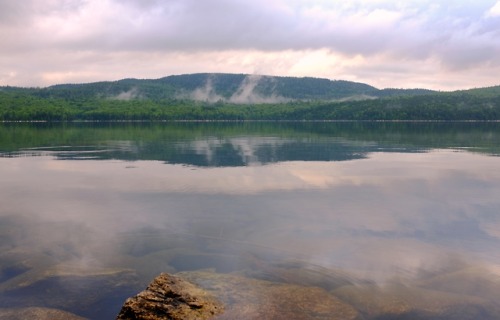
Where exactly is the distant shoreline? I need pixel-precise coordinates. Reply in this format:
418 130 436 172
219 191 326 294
2 119 500 123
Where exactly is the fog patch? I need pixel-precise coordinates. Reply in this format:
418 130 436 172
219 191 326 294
189 77 225 103
338 94 378 102
111 87 141 100
186 75 375 104
187 75 290 104
229 75 289 104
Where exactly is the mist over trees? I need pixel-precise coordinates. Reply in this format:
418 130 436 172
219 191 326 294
1 73 500 121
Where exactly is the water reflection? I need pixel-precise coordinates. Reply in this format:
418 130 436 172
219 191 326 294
0 123 500 319
1 122 500 166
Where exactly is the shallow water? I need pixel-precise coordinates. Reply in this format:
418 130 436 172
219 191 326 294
1 122 500 319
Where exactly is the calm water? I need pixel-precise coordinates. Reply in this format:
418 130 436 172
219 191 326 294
1 122 500 319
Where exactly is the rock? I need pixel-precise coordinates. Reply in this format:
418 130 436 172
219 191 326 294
415 266 500 303
0 307 86 320
333 282 500 319
241 258 358 291
117 273 223 320
0 265 141 319
180 270 361 320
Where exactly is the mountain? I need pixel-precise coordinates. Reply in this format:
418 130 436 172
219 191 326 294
1 73 500 121
155 73 383 101
1 73 436 103
453 85 500 98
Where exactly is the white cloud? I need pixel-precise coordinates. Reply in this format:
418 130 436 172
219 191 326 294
486 1 500 17
1 0 500 89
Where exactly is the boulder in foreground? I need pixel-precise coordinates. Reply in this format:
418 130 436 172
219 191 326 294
117 272 223 320
0 307 86 320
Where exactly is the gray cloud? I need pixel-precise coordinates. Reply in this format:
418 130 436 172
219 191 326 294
1 0 500 89
10 0 497 54
99 0 500 57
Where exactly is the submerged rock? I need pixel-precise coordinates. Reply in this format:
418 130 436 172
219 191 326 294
119 270 360 320
117 272 224 320
0 307 86 320
333 282 500 320
179 270 361 320
0 265 141 319
121 267 500 320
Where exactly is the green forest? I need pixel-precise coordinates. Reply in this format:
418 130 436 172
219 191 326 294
1 73 500 121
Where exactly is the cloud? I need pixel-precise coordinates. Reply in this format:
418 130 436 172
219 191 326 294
486 1 500 17
4 0 495 54
1 0 500 89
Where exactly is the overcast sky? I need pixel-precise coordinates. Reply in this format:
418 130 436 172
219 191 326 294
1 0 500 90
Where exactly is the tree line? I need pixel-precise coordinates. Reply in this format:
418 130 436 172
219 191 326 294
1 89 500 121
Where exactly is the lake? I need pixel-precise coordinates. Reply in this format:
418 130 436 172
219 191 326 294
1 122 500 319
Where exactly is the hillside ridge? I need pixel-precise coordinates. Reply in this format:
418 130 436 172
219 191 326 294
1 73 500 121
2 73 437 102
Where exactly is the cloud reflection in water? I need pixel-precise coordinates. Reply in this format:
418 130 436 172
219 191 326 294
1 146 500 318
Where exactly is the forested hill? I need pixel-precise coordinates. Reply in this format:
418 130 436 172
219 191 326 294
1 73 500 121
1 73 434 102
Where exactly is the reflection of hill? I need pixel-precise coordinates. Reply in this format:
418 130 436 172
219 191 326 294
0 122 499 167
132 139 370 166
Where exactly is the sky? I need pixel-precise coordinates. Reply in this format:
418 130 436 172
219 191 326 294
1 0 500 90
